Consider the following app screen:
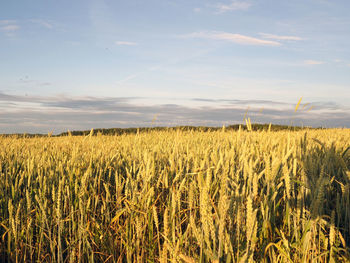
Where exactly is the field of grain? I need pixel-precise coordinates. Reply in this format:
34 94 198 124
0 129 349 262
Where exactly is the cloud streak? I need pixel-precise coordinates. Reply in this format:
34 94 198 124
0 20 20 34
304 60 325 65
115 41 138 46
0 20 20 37
29 19 53 29
259 33 303 41
182 31 281 46
0 20 16 25
1 25 20 31
0 92 348 134
215 1 252 13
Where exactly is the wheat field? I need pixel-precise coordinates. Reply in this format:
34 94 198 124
0 128 349 262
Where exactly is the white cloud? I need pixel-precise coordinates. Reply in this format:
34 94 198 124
30 19 53 29
259 33 303 41
116 74 139 84
0 25 20 31
215 1 251 13
304 60 325 65
0 20 20 35
0 20 16 25
115 41 138 46
193 7 201 13
182 31 281 46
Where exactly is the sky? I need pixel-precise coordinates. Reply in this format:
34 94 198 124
0 0 349 133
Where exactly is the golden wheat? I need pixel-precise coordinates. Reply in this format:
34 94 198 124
0 129 349 262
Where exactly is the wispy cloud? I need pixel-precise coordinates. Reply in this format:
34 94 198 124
116 74 139 84
0 20 16 25
0 20 20 36
0 20 20 33
115 41 138 46
182 31 281 46
304 60 325 65
215 1 251 13
29 19 53 29
259 33 303 41
0 25 20 31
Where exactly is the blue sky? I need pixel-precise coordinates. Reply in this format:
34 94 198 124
0 0 349 133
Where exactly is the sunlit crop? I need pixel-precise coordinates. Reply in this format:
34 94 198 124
0 128 349 262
